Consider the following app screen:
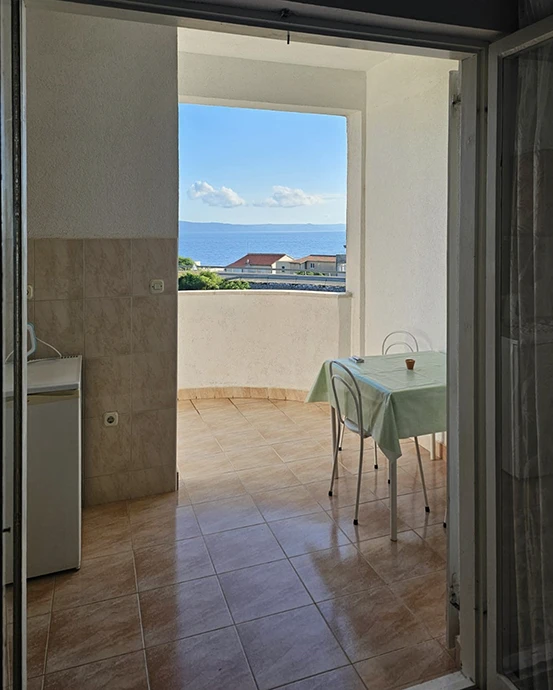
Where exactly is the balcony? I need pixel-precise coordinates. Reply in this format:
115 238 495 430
178 288 353 400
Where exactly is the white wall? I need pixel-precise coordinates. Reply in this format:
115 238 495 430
26 9 178 239
178 52 366 113
363 55 456 354
178 290 352 391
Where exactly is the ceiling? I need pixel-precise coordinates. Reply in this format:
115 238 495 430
178 27 392 72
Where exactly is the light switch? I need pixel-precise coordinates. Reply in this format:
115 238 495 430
150 279 164 294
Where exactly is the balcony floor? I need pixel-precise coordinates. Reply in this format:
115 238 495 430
24 398 455 690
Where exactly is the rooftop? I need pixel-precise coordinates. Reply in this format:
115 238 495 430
226 253 291 268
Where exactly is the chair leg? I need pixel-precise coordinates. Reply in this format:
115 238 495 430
353 436 365 525
443 504 447 528
328 420 341 497
337 423 345 452
373 443 378 470
414 437 430 512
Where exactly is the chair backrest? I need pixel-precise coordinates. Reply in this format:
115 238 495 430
329 360 363 432
381 330 419 355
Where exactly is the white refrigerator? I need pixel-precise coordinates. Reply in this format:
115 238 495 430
4 356 82 581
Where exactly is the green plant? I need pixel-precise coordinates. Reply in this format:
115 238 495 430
178 256 196 271
222 279 250 290
296 270 325 276
178 270 250 291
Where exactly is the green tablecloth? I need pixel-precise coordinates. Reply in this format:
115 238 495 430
306 350 446 462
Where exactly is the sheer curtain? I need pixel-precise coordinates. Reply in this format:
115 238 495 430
501 3 553 687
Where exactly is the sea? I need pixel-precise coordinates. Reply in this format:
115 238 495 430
179 221 346 267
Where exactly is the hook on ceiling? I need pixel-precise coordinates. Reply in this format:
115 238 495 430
279 8 292 45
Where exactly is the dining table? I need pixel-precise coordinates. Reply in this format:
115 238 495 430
306 350 447 541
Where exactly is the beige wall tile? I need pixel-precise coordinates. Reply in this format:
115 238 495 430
132 238 177 296
132 351 177 412
83 355 132 418
85 297 131 357
33 299 84 356
127 465 176 500
34 239 83 300
131 408 176 470
84 472 130 505
84 239 131 298
84 414 131 478
132 294 177 354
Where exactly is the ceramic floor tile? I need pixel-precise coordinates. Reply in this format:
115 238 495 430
360 468 423 500
130 505 201 548
238 465 301 494
401 459 447 489
53 551 136 610
415 523 447 561
257 422 311 444
269 513 350 557
194 495 264 535
354 639 455 690
46 595 142 673
27 576 55 618
178 434 222 457
26 678 44 690
358 530 446 584
278 667 367 690
147 627 256 690
205 524 285 574
43 651 149 690
288 456 339 485
252 485 323 522
215 429 268 452
273 439 328 463
134 536 214 591
140 576 232 647
21 613 49 678
126 486 190 520
307 476 377 512
290 544 383 602
391 570 447 638
381 488 447 530
178 453 235 481
218 559 311 623
318 587 430 663
331 501 406 543
185 473 247 504
237 605 348 690
81 503 132 560
225 445 284 471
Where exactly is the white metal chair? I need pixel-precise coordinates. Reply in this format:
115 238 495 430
379 331 430 513
328 360 373 525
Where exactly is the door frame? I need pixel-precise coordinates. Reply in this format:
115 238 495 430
485 14 553 690
16 1 495 686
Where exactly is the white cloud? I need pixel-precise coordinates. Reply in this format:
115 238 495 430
187 181 246 208
254 186 326 208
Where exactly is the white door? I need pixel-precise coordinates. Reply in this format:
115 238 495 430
486 15 553 690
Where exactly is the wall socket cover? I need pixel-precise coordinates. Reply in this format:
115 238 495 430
27 284 34 300
150 279 164 294
103 411 119 427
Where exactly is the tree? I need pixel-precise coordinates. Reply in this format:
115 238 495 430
178 256 196 271
178 270 249 291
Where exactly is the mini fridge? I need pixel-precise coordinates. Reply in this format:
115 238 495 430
4 356 82 581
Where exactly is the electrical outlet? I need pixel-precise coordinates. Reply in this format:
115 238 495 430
27 284 33 300
150 279 164 294
103 411 119 427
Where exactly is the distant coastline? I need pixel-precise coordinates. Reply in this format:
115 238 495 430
179 221 346 266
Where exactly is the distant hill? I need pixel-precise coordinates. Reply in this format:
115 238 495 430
179 221 346 234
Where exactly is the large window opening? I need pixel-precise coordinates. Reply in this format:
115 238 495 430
178 104 347 292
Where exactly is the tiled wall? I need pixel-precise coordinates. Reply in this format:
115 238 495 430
27 238 178 506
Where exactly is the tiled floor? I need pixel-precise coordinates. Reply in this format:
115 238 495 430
21 397 455 690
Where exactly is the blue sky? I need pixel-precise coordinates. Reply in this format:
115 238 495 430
179 104 347 225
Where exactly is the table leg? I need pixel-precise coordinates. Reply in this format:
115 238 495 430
430 433 436 460
390 459 398 542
